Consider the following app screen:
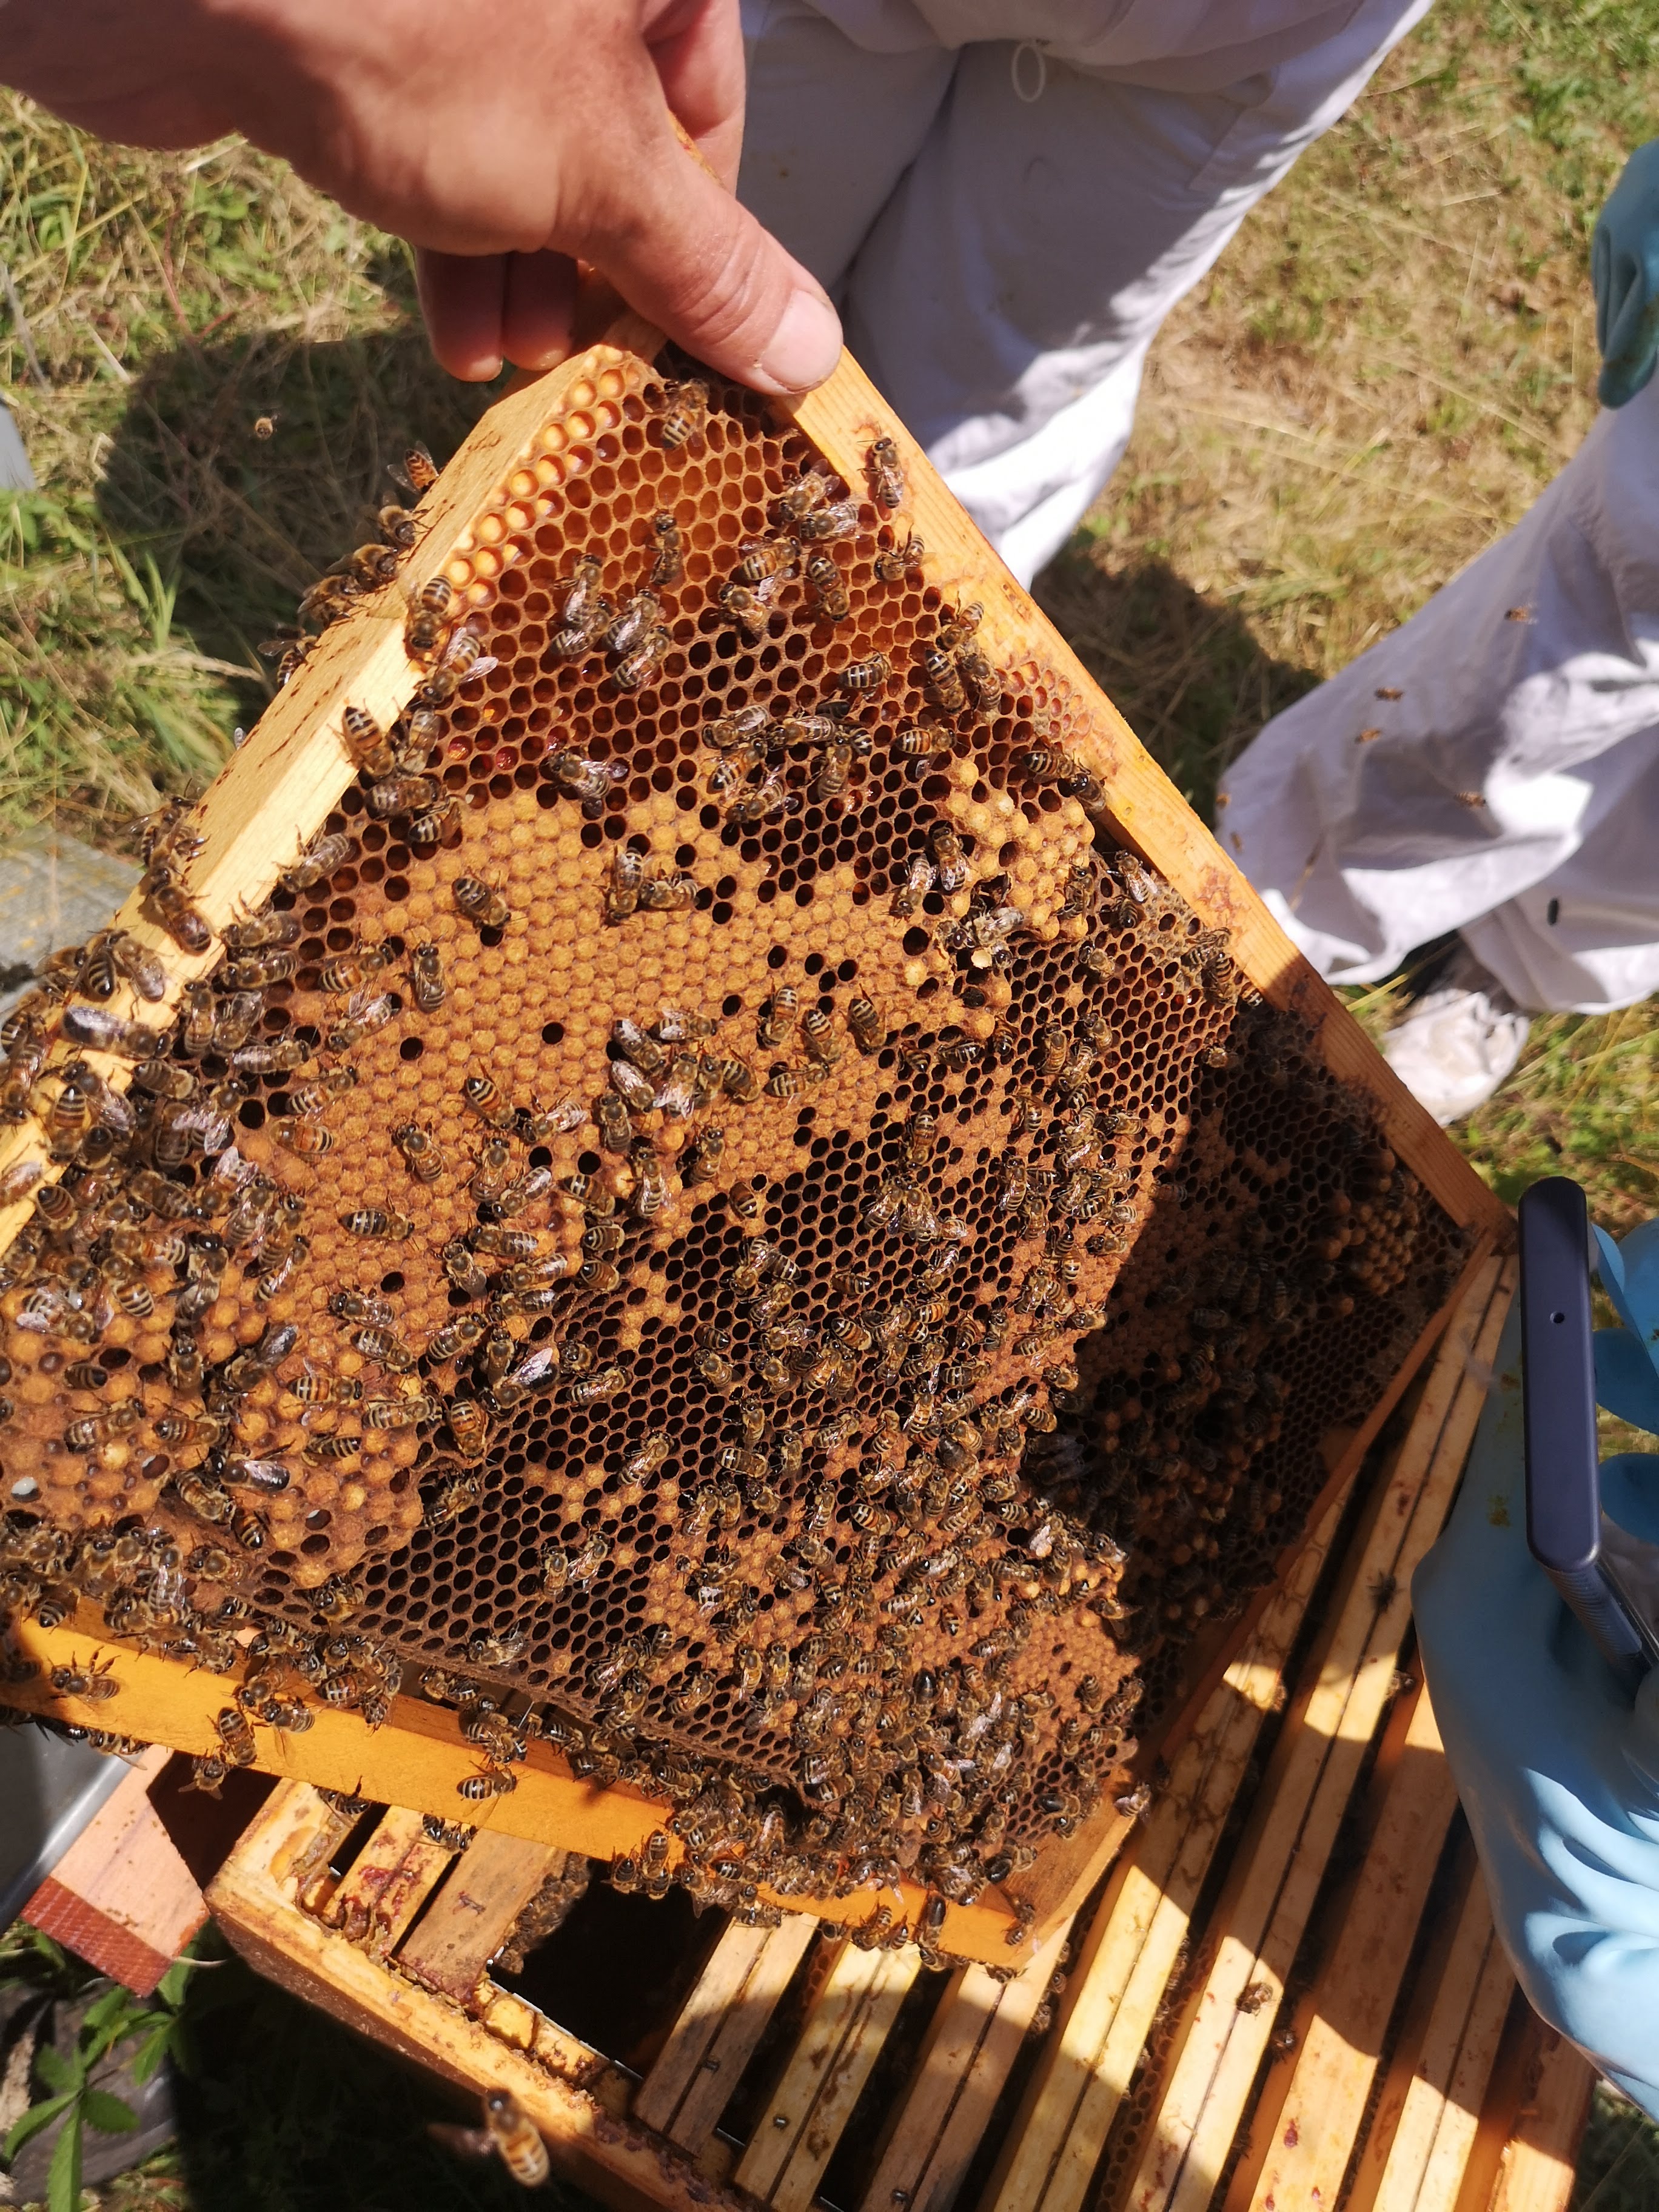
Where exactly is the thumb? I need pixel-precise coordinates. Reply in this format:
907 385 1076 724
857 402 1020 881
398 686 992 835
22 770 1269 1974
589 130 842 397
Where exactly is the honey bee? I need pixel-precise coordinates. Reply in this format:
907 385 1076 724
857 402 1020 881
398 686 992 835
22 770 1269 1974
723 768 797 828
59 1007 163 1059
614 626 672 692
213 1704 257 1766
801 1007 841 1068
581 1090 628 1156
742 991 805 1067
568 1364 626 1406
957 644 1002 717
602 845 645 927
106 931 167 1002
448 1396 489 1460
407 793 459 847
375 501 420 552
890 854 934 918
271 1116 331 1161
49 1653 120 1701
366 773 438 821
392 1122 444 1182
342 703 396 776
734 537 797 585
400 443 440 496
874 532 925 583
427 1312 486 1365
465 1622 529 1671
496 1164 554 1215
597 588 663 654
139 862 215 960
720 581 774 643
354 1325 417 1372
921 646 967 714
650 511 684 588
363 1392 437 1429
339 1208 414 1240
803 550 851 623
796 499 860 542
807 739 855 805
412 640 498 711
404 575 453 662
695 1346 736 1392
424 1469 484 1529
457 1769 518 1800
280 831 353 893
678 1124 725 1187
0 1160 42 1207
837 651 890 693
298 572 360 629
930 822 969 894
549 594 612 662
340 540 400 592
657 377 710 449
429 1243 485 1306
452 876 511 930
936 600 982 652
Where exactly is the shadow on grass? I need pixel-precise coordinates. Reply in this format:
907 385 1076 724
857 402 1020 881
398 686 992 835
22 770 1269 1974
92 267 501 746
163 1943 599 2212
1034 535 1321 828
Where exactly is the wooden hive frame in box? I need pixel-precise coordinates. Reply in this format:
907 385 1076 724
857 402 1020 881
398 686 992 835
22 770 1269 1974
0 294 1507 1963
200 1253 1592 2212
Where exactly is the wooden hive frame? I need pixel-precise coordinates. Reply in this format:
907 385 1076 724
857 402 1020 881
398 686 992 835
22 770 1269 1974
199 1253 1591 2212
0 294 1509 1958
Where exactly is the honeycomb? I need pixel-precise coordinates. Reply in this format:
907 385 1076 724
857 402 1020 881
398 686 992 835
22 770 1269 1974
0 347 1466 1925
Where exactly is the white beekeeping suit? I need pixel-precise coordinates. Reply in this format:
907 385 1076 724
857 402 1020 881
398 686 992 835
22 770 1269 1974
1219 370 1659 1023
737 0 1432 588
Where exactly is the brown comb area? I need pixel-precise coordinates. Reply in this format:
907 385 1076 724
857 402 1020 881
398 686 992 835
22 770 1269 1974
0 353 1464 1906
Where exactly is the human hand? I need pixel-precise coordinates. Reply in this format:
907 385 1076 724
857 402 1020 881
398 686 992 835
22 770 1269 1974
1593 139 1659 409
1413 1242 1659 2119
0 0 842 390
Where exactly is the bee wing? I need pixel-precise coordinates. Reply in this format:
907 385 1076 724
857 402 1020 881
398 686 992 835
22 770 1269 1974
426 2122 497 2162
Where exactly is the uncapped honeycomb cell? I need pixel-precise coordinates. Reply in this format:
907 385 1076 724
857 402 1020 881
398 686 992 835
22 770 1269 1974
0 354 1465 1926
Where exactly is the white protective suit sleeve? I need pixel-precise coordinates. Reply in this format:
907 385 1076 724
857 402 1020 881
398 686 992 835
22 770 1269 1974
737 0 1430 586
1219 370 1659 1015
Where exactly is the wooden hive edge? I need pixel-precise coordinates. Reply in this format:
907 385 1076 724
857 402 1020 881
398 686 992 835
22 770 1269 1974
4 1606 1022 1963
207 1780 746 2212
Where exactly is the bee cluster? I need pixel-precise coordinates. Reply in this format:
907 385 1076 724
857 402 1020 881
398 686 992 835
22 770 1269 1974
0 352 1465 1954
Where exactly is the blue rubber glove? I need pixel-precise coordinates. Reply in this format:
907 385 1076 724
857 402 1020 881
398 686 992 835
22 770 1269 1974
1413 1222 1659 2116
1594 140 1659 409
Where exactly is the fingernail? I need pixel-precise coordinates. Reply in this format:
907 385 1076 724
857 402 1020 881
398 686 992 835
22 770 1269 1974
751 287 842 396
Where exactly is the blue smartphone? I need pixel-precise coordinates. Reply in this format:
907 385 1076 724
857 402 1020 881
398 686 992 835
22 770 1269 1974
1521 1175 1659 1690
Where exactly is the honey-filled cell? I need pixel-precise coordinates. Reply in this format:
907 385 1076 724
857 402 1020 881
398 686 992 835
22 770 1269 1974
0 349 1467 1940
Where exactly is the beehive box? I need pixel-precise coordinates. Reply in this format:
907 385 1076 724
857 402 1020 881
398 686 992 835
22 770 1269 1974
201 1255 1591 2212
0 299 1507 1952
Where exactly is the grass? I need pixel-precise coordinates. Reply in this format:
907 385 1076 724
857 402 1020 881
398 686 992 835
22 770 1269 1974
1572 2083 1659 2208
0 110 489 843
0 1925 597 2212
3 0 1659 2200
